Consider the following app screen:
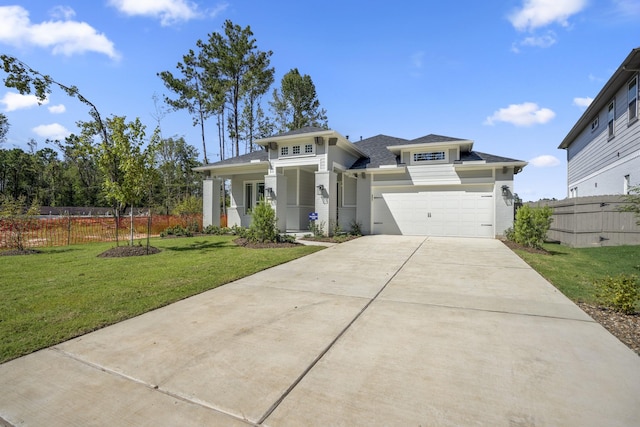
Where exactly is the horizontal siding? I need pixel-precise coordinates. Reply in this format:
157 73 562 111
407 165 461 185
568 78 640 185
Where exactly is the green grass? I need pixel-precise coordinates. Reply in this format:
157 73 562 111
511 243 640 304
0 236 323 364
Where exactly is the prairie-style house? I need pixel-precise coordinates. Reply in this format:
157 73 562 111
195 128 527 237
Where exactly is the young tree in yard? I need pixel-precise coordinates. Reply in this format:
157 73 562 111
270 68 328 133
81 116 156 246
0 194 40 251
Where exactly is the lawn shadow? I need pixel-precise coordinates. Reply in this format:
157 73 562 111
163 240 235 252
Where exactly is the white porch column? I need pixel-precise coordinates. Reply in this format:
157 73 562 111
264 173 287 232
202 177 221 227
315 170 337 236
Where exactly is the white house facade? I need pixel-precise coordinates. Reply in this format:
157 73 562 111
559 47 640 197
195 128 527 238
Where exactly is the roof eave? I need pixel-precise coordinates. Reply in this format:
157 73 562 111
559 47 640 149
193 161 269 174
387 140 474 154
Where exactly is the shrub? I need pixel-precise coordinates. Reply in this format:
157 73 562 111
512 205 553 249
594 274 640 314
308 220 325 237
248 199 278 243
350 220 363 236
0 195 40 251
160 225 193 238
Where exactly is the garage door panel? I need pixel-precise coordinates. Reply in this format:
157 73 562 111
372 188 494 237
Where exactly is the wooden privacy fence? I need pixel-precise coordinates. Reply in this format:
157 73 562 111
528 196 640 247
0 214 203 250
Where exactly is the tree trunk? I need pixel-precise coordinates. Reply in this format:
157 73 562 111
129 207 134 246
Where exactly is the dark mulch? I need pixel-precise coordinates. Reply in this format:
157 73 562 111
500 239 550 255
300 235 360 243
0 249 41 256
97 246 161 257
233 237 300 249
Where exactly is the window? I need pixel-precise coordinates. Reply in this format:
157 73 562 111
628 76 638 123
292 145 301 155
305 144 313 153
413 151 445 162
244 182 264 214
591 116 599 132
608 99 615 139
280 146 289 156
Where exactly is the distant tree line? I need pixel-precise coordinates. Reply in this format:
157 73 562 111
1 18 328 213
0 133 200 215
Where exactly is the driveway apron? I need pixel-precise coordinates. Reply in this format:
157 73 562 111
1 236 639 426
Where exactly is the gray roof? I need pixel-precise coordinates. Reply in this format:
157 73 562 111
272 126 328 137
201 149 267 167
199 132 524 170
350 133 522 169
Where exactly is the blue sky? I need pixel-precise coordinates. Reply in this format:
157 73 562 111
1 0 639 201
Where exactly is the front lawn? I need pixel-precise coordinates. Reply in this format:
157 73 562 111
0 236 323 364
509 242 640 305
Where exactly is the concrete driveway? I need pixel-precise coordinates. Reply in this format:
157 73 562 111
1 236 639 426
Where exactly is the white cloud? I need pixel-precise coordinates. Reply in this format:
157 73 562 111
0 5 119 59
48 104 66 114
108 0 202 26
1 92 49 112
50 5 76 20
529 155 560 167
32 123 70 141
521 32 557 48
484 102 556 126
573 97 593 107
509 0 588 32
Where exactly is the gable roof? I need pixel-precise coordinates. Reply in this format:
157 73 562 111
194 131 525 173
559 47 640 149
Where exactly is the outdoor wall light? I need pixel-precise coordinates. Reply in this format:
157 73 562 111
501 185 509 197
316 184 325 195
265 187 274 198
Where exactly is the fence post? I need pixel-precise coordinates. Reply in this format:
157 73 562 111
67 214 72 246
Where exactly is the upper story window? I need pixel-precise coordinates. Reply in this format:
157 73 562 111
608 99 615 139
628 75 638 123
413 151 446 162
279 143 315 157
590 116 599 132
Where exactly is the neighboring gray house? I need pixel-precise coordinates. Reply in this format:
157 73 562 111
559 47 640 197
195 128 526 237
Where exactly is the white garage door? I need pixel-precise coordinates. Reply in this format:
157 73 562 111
372 189 494 237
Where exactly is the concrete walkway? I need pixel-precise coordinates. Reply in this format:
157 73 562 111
1 236 639 426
